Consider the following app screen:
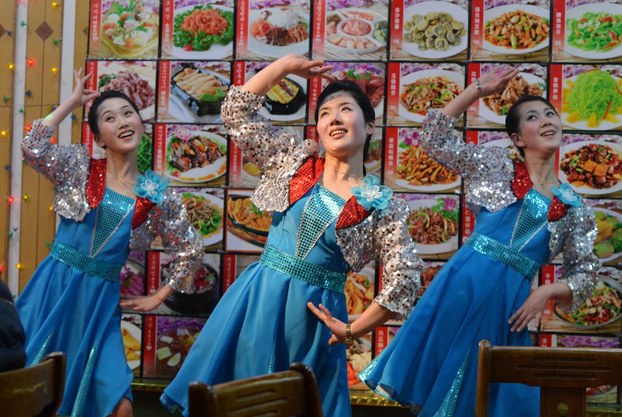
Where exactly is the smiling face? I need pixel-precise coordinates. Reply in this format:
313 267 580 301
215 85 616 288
93 97 144 156
510 100 562 157
316 91 375 160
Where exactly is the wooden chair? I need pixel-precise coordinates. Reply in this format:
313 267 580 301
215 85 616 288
0 352 66 417
476 340 622 417
188 362 323 417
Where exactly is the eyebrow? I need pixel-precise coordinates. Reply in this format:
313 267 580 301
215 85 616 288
319 99 354 112
100 105 133 118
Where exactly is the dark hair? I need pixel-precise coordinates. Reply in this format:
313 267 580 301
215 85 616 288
505 95 558 158
87 91 141 135
314 80 376 163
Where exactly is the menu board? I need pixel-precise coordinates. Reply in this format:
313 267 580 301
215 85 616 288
83 0 622 404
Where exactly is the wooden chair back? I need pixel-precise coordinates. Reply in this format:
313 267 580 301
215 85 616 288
0 352 66 417
188 362 324 417
476 340 622 417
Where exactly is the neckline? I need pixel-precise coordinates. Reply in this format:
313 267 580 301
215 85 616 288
316 183 346 204
105 187 136 202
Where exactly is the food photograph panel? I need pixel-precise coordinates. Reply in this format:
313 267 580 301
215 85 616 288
552 0 622 62
386 62 465 127
466 63 548 129
157 61 232 124
236 0 311 60
384 126 462 193
160 0 235 60
153 123 228 187
121 314 143 376
470 0 551 61
311 0 389 61
390 0 469 61
89 0 160 59
225 189 272 252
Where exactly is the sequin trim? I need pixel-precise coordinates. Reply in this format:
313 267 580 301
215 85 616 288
51 242 123 282
432 350 470 417
71 346 97 417
260 245 346 293
90 189 134 257
510 190 549 252
466 233 540 279
30 330 54 366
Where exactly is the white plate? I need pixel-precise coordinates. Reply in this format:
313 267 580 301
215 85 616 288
565 3 622 59
401 1 468 59
591 207 622 263
325 8 387 54
180 191 224 246
121 320 141 370
171 4 234 59
478 72 546 125
559 141 622 196
97 61 156 120
394 144 461 191
247 7 310 58
562 74 622 131
399 69 464 123
482 5 550 54
407 199 459 254
254 74 307 122
166 131 227 183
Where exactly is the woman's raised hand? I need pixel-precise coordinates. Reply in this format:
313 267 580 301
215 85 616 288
70 68 100 108
476 67 520 98
279 54 333 79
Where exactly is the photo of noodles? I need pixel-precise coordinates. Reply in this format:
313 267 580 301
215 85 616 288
250 8 309 46
400 74 462 116
484 9 549 50
181 192 223 243
345 271 375 316
483 75 544 116
563 70 622 129
397 145 458 188
227 195 272 246
559 143 622 191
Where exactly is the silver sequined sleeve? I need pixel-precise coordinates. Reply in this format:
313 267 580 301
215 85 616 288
131 189 203 293
548 205 600 310
373 198 424 318
22 119 91 220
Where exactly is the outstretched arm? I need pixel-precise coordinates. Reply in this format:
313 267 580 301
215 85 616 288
42 68 100 128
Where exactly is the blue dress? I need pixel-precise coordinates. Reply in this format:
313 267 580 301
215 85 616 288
17 189 135 417
361 189 552 416
161 183 353 417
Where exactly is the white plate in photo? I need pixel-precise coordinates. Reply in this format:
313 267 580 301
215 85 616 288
325 8 387 54
170 4 234 60
166 131 227 183
478 72 546 126
399 69 464 123
401 1 468 59
407 199 459 254
394 144 461 191
562 74 622 131
558 140 622 196
97 61 156 120
121 320 141 370
247 7 310 58
180 191 225 246
482 5 550 55
565 3 622 60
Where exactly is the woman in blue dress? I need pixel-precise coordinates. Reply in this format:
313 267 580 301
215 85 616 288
161 54 423 417
16 69 203 417
359 69 601 416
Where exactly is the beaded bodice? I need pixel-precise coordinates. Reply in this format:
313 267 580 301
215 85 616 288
90 189 135 257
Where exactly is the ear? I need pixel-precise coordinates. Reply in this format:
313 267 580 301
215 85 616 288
366 120 375 135
510 132 525 149
93 134 106 149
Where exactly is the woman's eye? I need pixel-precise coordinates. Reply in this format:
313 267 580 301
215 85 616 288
125 111 133 116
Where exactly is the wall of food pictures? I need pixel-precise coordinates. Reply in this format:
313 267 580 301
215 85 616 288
86 0 622 404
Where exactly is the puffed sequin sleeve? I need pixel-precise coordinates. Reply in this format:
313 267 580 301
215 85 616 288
373 198 424 318
131 189 203 293
548 205 600 310
420 110 514 180
221 86 316 174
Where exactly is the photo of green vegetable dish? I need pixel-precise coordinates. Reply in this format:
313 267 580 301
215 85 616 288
567 11 622 52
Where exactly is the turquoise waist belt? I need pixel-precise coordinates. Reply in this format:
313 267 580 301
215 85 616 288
50 242 122 282
260 245 347 294
466 233 540 280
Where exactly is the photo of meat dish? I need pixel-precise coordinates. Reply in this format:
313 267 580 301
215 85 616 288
250 8 309 46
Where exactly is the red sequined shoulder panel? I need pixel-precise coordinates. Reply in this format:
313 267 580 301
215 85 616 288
336 197 372 229
86 158 107 208
289 157 324 205
132 197 156 229
511 161 568 222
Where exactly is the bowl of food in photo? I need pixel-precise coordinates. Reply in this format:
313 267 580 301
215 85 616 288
226 194 272 246
162 262 220 316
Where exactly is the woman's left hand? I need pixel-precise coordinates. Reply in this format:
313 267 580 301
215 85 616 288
508 286 551 332
307 302 347 346
120 294 163 312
